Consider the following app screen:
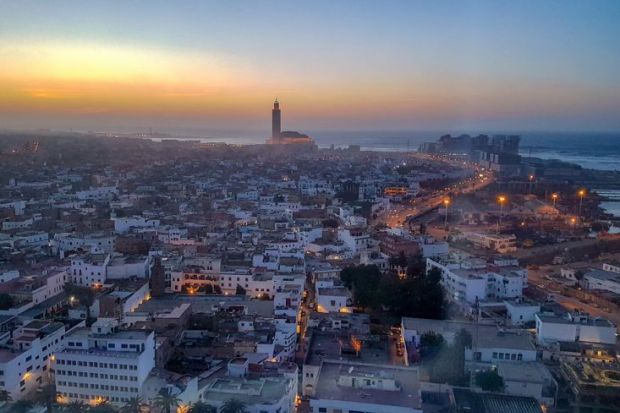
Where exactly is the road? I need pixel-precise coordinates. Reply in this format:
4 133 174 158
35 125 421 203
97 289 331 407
527 265 620 331
383 171 494 228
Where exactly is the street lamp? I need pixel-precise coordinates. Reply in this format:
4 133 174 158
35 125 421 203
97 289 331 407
497 195 507 233
443 198 450 230
528 175 534 194
551 193 558 208
578 189 586 217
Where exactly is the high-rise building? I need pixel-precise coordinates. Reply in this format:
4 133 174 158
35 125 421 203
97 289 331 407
272 99 281 139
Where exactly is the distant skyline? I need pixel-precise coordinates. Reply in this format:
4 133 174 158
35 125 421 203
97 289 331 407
1 0 619 135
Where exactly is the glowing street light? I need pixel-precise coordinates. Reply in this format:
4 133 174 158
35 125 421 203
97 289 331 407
497 195 507 233
443 198 450 230
578 189 586 217
528 175 535 194
551 193 558 208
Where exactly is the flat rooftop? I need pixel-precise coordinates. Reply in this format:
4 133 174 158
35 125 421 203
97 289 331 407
402 318 535 351
536 313 615 327
135 294 274 317
201 375 291 405
307 332 391 366
312 360 421 410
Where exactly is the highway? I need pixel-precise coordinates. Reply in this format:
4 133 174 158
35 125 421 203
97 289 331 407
382 167 494 228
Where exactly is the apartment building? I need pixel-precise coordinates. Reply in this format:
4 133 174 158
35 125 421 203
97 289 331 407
54 319 155 405
0 320 66 399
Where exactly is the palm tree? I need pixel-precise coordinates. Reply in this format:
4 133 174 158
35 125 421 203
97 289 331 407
189 401 217 413
220 399 247 413
120 397 144 413
10 400 34 413
0 389 12 404
32 383 56 413
64 401 88 413
153 388 180 413
90 400 118 413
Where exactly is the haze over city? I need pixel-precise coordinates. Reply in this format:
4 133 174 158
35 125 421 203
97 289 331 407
1 0 620 135
3 3 620 413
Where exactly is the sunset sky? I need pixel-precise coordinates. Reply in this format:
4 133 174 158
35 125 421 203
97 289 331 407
1 0 619 136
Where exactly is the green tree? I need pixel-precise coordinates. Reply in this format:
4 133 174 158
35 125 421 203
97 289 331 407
154 388 181 413
235 284 246 295
120 397 144 413
0 389 12 403
340 265 381 308
31 383 55 413
64 401 88 413
0 293 14 310
475 369 504 392
10 400 34 413
189 401 217 413
64 283 95 321
220 398 248 413
420 332 445 359
90 401 118 413
428 329 471 386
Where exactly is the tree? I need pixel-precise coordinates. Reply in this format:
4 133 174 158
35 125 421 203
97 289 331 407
31 383 55 413
235 284 246 296
0 389 12 403
189 401 217 413
340 265 381 308
64 283 95 321
405 253 425 277
428 328 471 386
420 332 444 359
10 400 34 413
220 399 247 413
90 401 118 413
120 397 144 413
154 388 181 413
64 401 88 413
475 369 504 392
0 293 14 310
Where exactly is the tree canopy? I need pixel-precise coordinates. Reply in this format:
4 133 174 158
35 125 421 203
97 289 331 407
475 369 504 392
340 264 445 319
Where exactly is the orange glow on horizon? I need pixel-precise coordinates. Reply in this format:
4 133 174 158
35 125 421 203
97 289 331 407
1 41 616 125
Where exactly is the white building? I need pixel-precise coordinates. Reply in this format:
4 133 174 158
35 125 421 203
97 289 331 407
583 268 620 295
112 216 160 234
199 364 297 413
464 232 517 254
76 186 118 201
316 287 353 313
426 257 525 305
497 362 556 408
54 319 155 406
0 320 66 400
304 360 423 413
504 299 540 326
535 312 616 345
401 318 536 366
52 232 115 258
70 253 149 286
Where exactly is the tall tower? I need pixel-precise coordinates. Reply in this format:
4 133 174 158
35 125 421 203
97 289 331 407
272 99 281 139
